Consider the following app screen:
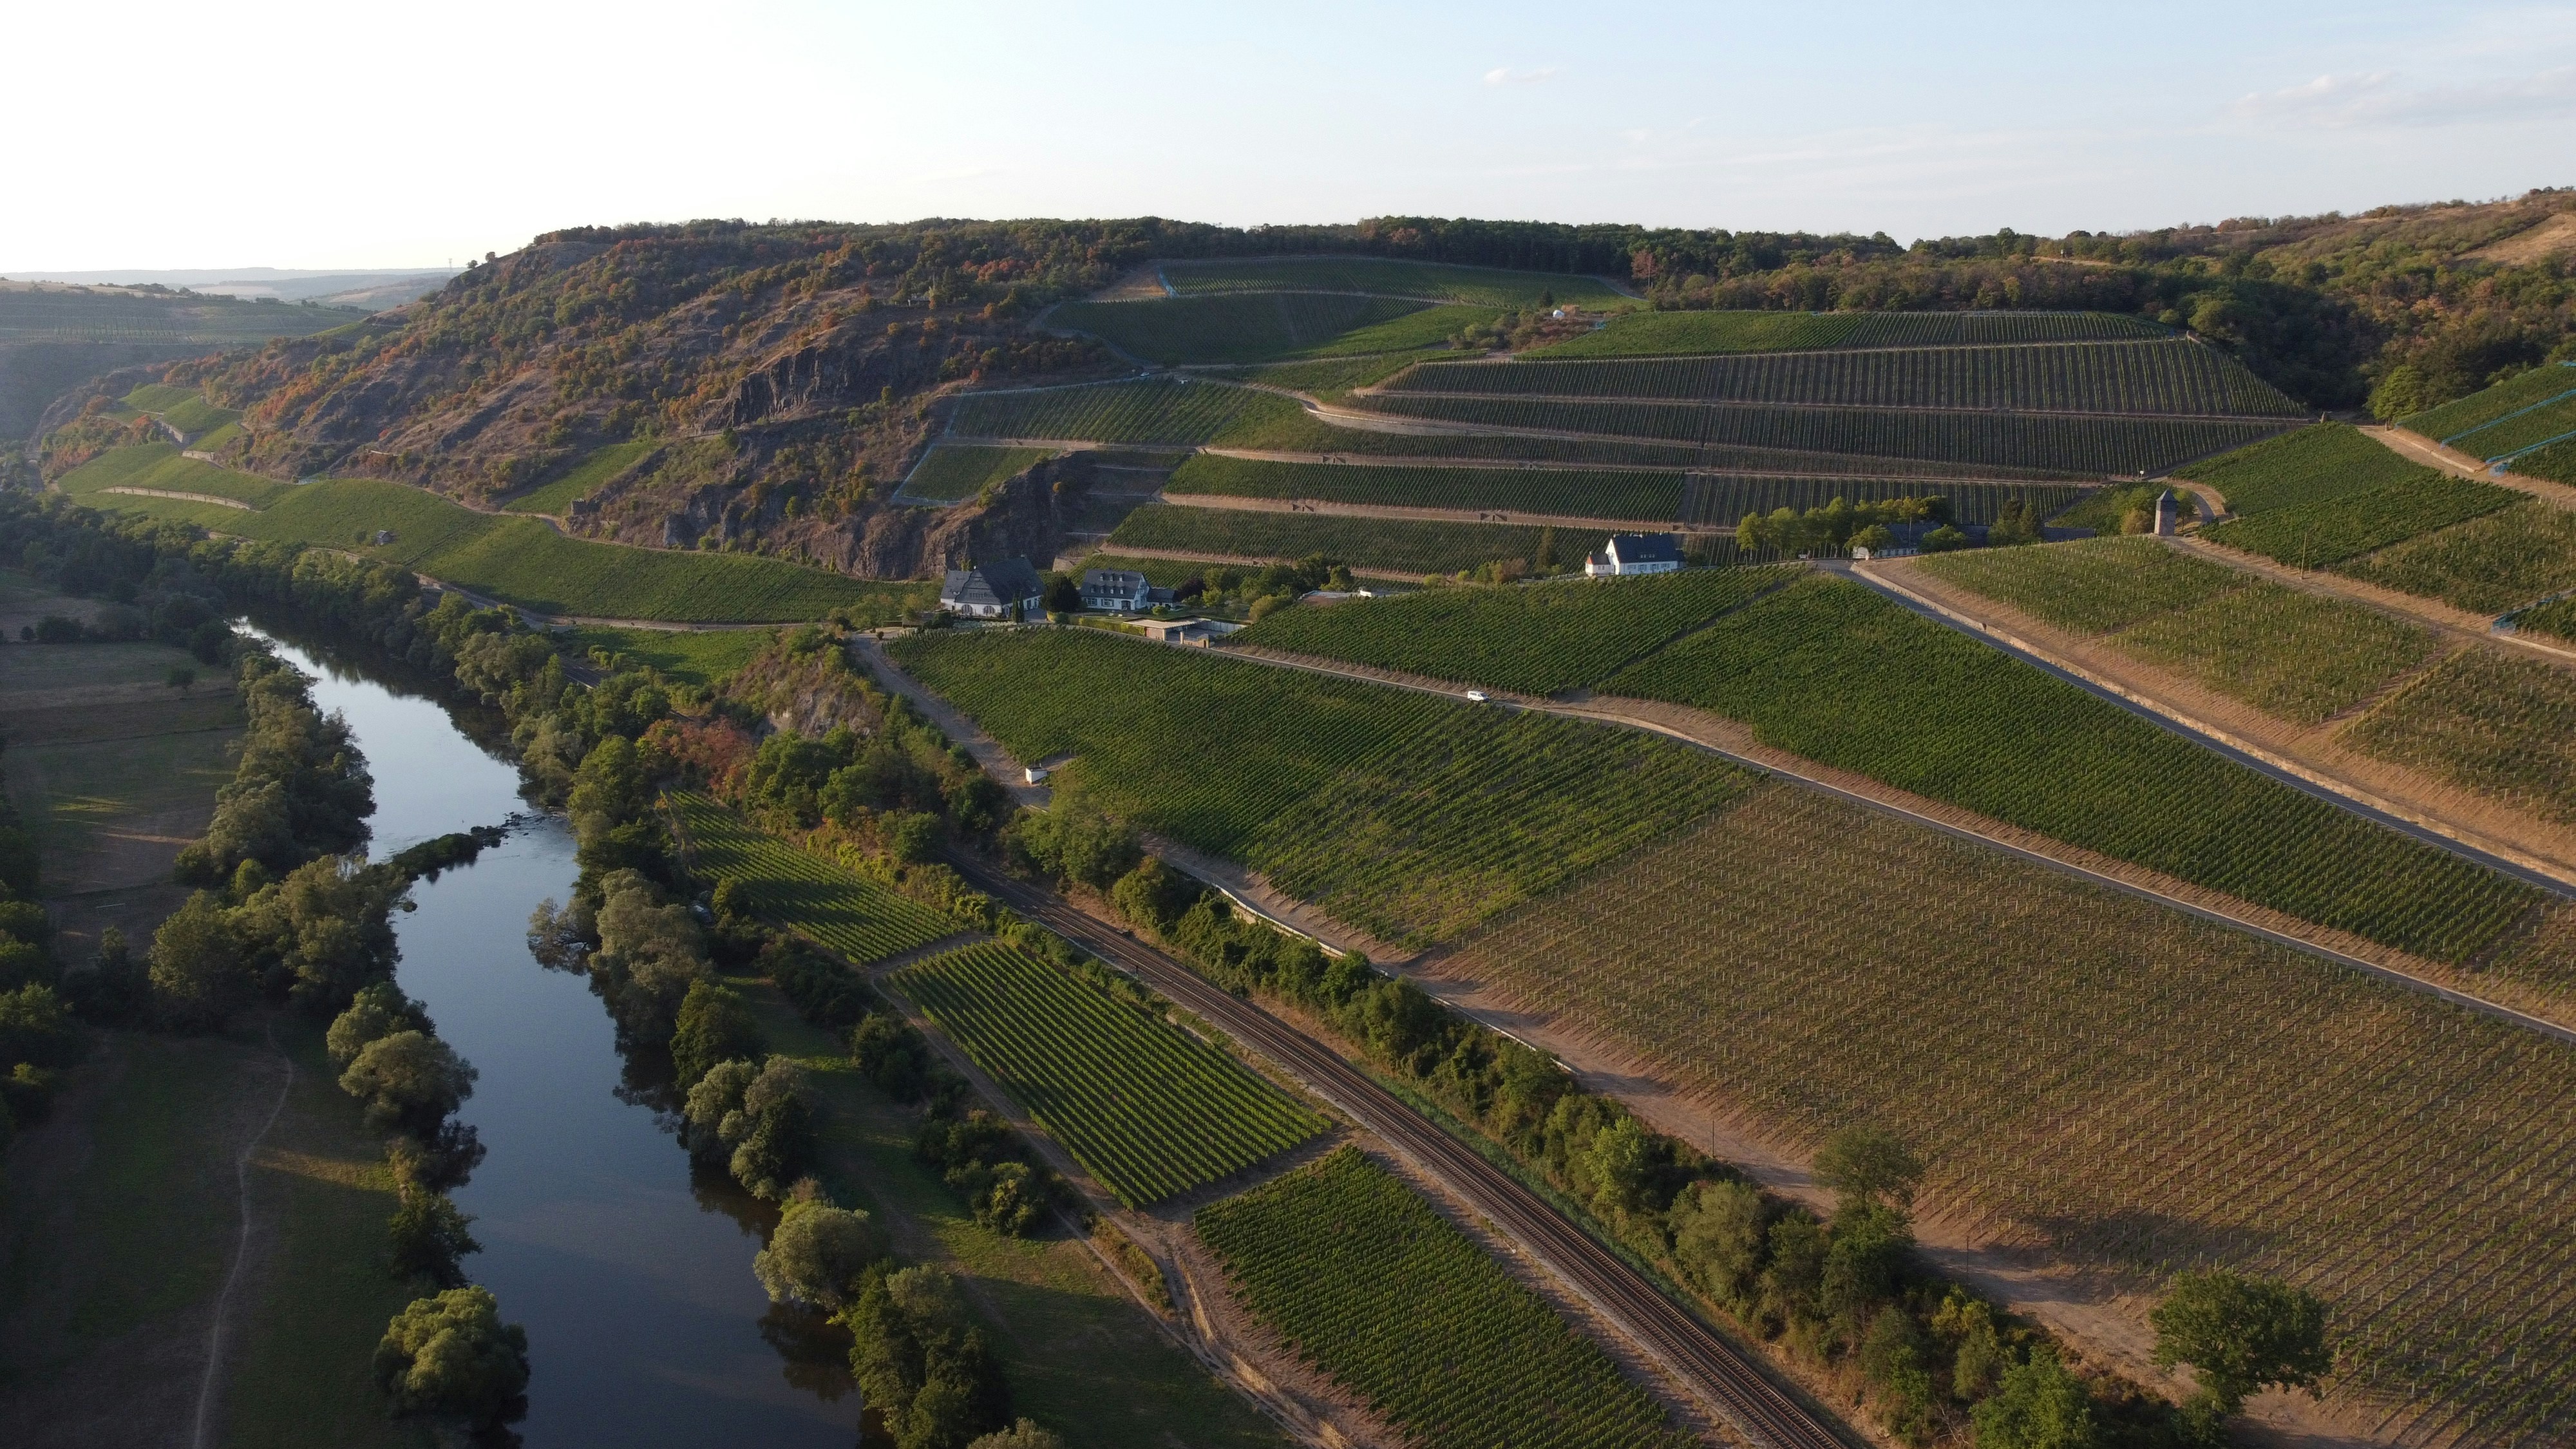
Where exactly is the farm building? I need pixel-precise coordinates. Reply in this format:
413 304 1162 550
1584 533 1682 576
940 557 1046 618
1081 568 1153 612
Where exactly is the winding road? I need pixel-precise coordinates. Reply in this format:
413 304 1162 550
943 851 1855 1449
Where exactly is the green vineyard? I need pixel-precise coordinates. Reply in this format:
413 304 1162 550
1344 392 2289 474
887 628 1750 945
2172 423 2425 515
946 377 1301 444
1050 292 1478 365
1916 535 2248 633
2342 647 2576 826
1523 308 1861 357
668 793 958 964
1237 565 1793 696
1382 339 2297 415
1678 473 2083 527
894 942 1326 1206
2401 363 2576 448
1165 454 1687 523
1836 310 2170 346
1602 574 2541 960
1106 504 1569 576
504 439 654 515
1155 256 1629 308
2201 472 2521 569
2336 500 2576 614
1448 784 2576 1449
55 442 294 508
1195 1148 1699 1449
900 444 1054 503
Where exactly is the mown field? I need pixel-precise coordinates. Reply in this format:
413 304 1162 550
888 629 1752 946
1446 783 2576 1449
502 439 652 515
2200 472 2520 570
1166 455 1685 523
1522 309 1861 357
1052 294 1483 365
1108 504 1571 576
900 444 1054 504
947 378 1302 446
2172 423 2424 515
1383 339 2297 416
1237 565 1794 696
1603 573 2540 961
55 442 292 508
1156 257 1629 309
1196 1148 1698 1449
75 457 913 623
894 942 1325 1206
668 793 958 963
1344 392 2289 475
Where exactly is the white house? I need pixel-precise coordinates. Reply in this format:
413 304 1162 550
939 557 1046 618
1584 533 1683 576
1079 568 1152 612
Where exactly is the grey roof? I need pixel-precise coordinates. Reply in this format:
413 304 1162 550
1604 533 1680 564
941 556 1046 609
1082 569 1150 591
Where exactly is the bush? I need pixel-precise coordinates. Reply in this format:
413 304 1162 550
388 1191 480 1289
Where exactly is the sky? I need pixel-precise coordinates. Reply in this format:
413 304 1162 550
8 0 2576 270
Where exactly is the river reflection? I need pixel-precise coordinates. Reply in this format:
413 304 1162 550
257 629 855 1448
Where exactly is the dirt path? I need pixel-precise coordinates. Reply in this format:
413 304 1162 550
190 1025 295 1449
2363 424 2576 511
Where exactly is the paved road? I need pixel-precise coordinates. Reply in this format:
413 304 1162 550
945 851 1855 1449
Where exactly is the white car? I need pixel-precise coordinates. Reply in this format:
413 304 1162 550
1464 690 1490 704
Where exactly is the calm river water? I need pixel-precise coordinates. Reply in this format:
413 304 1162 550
259 630 854 1448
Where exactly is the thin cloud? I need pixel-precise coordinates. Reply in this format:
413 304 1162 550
2232 66 2576 128
1483 66 1559 86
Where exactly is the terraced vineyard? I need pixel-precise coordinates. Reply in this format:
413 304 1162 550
1524 309 1861 357
896 942 1325 1205
888 628 1750 945
1446 784 2576 1449
2201 473 2521 569
2336 500 2576 613
1915 535 2248 632
668 793 958 962
1678 473 2084 527
1157 257 1629 308
2515 434 2576 485
1603 573 2541 961
1166 455 1686 522
947 377 1300 445
900 443 1054 503
1383 339 2297 415
55 442 292 508
2403 363 2576 459
2172 422 2425 515
1836 310 2169 346
1108 504 1567 576
504 439 654 515
1237 565 1794 695
1050 293 1479 365
1344 393 2287 474
1195 1148 1699 1449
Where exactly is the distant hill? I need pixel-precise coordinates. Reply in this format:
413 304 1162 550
0 281 370 440
7 267 455 308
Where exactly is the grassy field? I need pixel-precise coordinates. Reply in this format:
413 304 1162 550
1456 782 2576 1449
2200 472 2521 569
502 439 653 515
2172 423 2426 515
120 383 201 412
1052 294 1486 365
947 378 1302 446
555 625 777 686
1238 566 1793 696
668 794 957 965
1195 1148 1698 1449
2334 500 2576 614
890 628 1752 946
1167 455 1686 522
1522 310 1862 357
1603 573 2539 961
893 942 1325 1206
56 442 294 507
75 457 911 623
2341 647 2576 826
900 444 1053 504
741 986 1291 1448
1157 257 1629 308
1347 392 2289 475
1108 504 1575 576
1388 339 2297 416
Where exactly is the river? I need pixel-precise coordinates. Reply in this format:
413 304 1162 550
259 629 855 1448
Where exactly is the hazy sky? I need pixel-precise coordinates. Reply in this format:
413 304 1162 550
10 0 2575 270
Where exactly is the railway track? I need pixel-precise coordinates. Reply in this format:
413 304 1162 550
946 852 1855 1449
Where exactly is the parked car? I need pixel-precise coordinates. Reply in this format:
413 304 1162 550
1464 690 1490 704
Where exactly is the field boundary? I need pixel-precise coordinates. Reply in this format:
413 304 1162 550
2367 424 2576 511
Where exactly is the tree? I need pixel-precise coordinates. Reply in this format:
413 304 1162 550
147 889 247 1031
374 1285 529 1429
670 979 764 1090
2150 1269 2333 1419
1922 524 1969 552
340 1030 477 1131
969 1421 1067 1449
1814 1124 1924 1212
1584 1115 1653 1215
1971 1349 2097 1449
1848 523 1894 554
1669 1177 1768 1306
328 981 428 1067
753 1198 887 1313
388 1191 481 1288
1043 573 1081 614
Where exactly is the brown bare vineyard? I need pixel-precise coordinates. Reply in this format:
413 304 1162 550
1443 783 2576 1449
